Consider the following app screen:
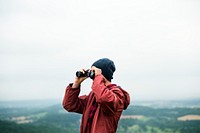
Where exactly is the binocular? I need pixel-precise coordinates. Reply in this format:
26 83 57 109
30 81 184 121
76 70 95 79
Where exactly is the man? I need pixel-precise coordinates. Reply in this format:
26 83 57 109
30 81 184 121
63 58 130 133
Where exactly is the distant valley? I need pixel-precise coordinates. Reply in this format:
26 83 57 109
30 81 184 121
0 99 200 133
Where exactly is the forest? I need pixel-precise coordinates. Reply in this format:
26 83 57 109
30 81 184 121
0 100 200 133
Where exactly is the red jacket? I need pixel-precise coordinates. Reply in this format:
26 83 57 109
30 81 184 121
63 75 130 133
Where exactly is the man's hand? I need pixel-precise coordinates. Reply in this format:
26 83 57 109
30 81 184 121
91 66 102 76
72 69 88 88
91 66 109 85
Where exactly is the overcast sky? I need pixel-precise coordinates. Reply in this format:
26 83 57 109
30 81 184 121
1 0 200 102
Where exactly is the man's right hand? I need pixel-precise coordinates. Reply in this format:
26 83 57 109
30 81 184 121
72 69 88 88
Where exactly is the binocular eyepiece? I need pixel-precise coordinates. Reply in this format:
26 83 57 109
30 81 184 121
76 70 95 79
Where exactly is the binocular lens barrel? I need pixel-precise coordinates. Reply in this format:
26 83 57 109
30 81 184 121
75 70 95 79
76 71 85 77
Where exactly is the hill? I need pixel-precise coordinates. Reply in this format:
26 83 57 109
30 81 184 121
0 100 200 133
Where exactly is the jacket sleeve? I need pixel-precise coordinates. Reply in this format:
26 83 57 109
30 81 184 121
62 83 87 114
92 75 125 115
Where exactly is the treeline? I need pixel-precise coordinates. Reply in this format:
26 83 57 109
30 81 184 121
0 105 200 133
117 116 200 133
118 106 200 133
0 120 77 133
123 105 200 117
0 112 81 133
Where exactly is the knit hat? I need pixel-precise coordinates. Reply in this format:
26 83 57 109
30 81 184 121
91 58 116 81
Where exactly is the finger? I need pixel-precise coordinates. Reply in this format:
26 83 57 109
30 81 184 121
82 68 86 74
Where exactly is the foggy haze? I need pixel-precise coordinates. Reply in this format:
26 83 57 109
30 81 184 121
0 0 200 101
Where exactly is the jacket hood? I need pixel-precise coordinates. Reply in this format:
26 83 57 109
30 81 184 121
120 87 130 110
107 84 130 110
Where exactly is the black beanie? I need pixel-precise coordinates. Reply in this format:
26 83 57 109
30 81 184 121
92 58 116 81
